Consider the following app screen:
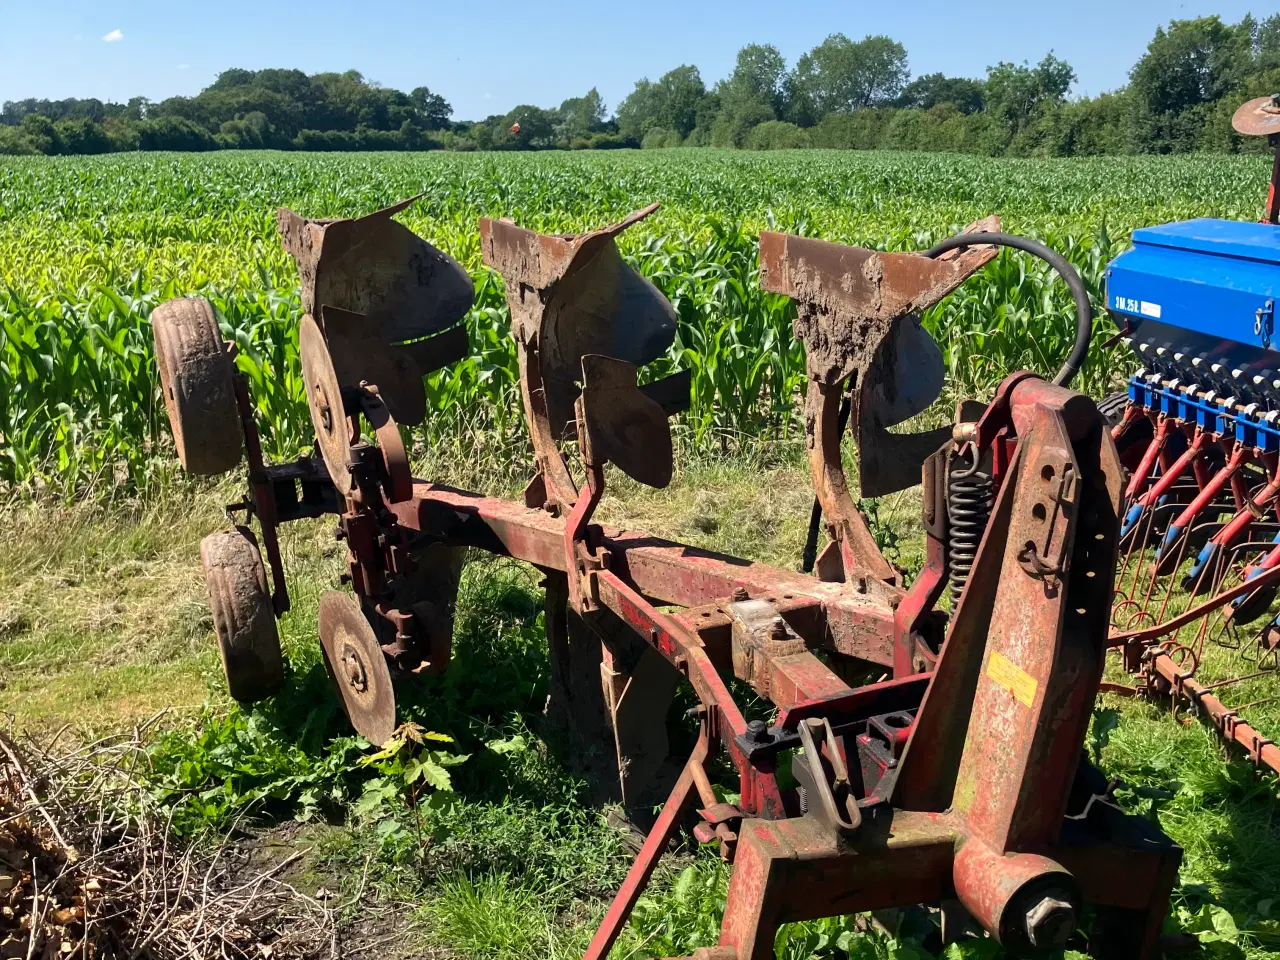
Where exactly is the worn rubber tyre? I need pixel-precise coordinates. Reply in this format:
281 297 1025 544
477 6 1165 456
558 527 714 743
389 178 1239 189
201 527 284 702
152 298 242 475
1097 390 1130 427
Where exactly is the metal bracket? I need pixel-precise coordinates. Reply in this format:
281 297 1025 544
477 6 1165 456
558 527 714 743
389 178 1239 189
1256 298 1275 349
794 717 861 836
1018 459 1078 582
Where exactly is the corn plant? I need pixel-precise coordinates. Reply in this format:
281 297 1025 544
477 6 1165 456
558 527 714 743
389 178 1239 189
0 149 1270 491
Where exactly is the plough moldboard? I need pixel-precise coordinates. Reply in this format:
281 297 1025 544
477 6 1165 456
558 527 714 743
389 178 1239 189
148 123 1280 956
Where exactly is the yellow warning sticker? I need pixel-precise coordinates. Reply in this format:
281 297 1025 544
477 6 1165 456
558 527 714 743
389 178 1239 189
987 650 1038 707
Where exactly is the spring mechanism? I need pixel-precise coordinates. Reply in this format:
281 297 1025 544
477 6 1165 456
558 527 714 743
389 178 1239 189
947 445 994 604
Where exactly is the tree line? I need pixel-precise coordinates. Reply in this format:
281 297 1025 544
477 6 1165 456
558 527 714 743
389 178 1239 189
3 13 1279 158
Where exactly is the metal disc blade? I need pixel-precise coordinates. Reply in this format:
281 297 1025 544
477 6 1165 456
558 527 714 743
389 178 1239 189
1233 96 1280 137
318 591 396 745
299 313 353 495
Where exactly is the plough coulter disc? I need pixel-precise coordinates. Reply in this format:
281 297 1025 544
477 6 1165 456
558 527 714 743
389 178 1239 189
1232 95 1280 137
318 591 396 746
299 313 353 496
200 527 284 703
151 298 242 475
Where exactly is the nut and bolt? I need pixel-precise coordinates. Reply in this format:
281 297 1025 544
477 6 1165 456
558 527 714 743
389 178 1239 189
1024 896 1076 949
746 719 771 744
770 619 790 640
343 653 368 692
731 586 749 601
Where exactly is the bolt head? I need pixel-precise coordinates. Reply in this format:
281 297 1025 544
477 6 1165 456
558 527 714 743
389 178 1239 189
1025 896 1076 949
746 719 770 744
731 586 749 601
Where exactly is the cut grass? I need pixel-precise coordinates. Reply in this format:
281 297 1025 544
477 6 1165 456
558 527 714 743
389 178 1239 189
0 476 349 727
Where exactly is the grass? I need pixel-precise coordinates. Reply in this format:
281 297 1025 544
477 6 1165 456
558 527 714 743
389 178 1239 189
3 441 1278 958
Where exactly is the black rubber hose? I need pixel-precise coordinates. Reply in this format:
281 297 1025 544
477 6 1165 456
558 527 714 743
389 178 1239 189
798 231 1094 572
921 231 1094 389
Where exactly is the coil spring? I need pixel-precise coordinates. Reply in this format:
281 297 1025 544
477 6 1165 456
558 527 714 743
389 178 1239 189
947 448 994 604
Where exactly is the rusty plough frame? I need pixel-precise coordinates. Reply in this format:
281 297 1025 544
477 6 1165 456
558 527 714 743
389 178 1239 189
152 198 1180 957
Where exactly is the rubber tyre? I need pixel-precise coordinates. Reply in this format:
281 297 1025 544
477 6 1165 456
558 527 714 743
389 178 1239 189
201 527 284 702
152 298 242 475
1097 390 1129 427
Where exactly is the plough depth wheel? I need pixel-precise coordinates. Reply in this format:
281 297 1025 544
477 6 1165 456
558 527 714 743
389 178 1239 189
151 297 242 475
200 527 284 702
318 591 396 745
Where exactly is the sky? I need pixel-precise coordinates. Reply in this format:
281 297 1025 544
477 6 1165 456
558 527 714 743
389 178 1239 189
2 0 1280 121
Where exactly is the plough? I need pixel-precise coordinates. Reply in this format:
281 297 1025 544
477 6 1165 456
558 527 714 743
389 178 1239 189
151 175 1189 952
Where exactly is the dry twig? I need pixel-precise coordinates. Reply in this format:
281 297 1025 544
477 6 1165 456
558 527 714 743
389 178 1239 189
0 728 339 959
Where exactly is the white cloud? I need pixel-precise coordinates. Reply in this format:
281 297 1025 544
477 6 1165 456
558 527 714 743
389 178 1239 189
72 34 82 41
484 92 492 99
102 29 123 43
177 63 190 70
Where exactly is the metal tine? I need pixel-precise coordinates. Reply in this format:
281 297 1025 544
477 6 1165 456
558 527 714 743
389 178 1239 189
1114 501 1164 626
1150 518 1200 628
1201 539 1280 652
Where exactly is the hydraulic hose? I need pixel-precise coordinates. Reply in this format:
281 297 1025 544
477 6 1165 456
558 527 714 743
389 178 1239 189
921 231 1094 389
799 231 1094 573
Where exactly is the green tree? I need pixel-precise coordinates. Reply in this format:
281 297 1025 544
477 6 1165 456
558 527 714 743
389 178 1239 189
208 68 256 90
616 66 708 141
711 101 774 147
721 44 789 117
19 114 62 154
655 65 708 138
615 79 663 141
984 53 1076 128
1259 14 1280 71
137 116 216 151
1129 16 1253 117
897 73 985 114
500 105 556 149
789 33 909 122
410 86 452 129
556 88 607 141
54 118 112 154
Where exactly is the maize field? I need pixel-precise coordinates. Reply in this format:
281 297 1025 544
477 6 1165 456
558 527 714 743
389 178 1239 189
0 148 1273 491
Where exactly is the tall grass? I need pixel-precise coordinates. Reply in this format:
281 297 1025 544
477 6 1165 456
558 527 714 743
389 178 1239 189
1 149 1270 490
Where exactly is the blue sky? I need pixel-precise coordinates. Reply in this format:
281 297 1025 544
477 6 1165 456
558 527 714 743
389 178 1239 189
2 0 1279 120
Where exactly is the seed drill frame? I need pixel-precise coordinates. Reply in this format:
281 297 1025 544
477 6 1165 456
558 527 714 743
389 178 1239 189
153 196 1180 957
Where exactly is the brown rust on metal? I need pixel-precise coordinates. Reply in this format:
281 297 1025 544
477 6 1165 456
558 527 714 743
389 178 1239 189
1145 647 1280 777
388 481 902 666
299 313 354 495
320 305 429 427
317 591 396 746
278 194 473 345
760 217 998 501
479 205 677 512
